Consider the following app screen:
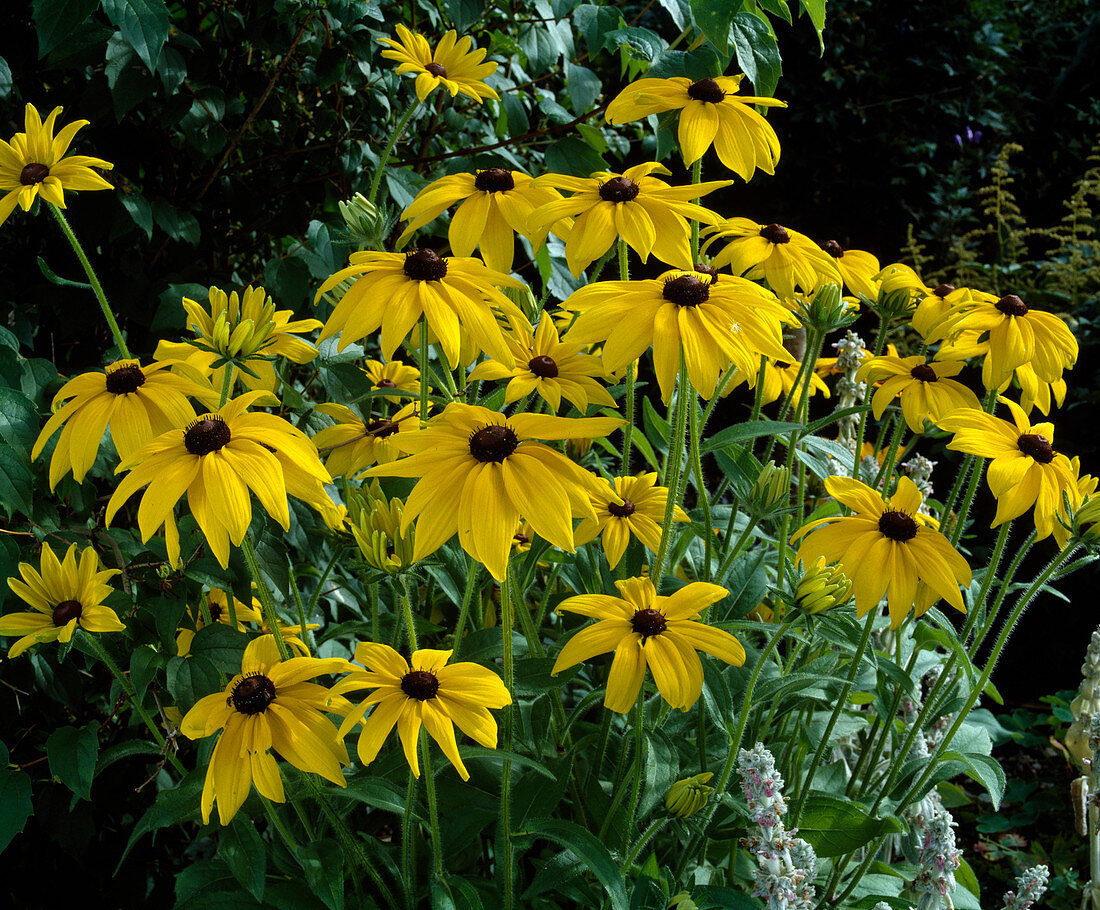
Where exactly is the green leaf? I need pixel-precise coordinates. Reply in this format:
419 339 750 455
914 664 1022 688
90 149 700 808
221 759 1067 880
544 137 607 177
453 746 557 781
36 256 92 290
604 27 666 63
0 741 34 853
798 0 826 53
701 419 802 454
300 838 345 910
448 0 485 31
102 0 171 74
46 722 100 801
513 818 629 910
189 624 249 675
565 62 602 113
690 0 736 52
119 192 153 240
167 654 222 713
220 815 267 902
118 771 204 869
941 750 1006 810
573 4 623 55
729 12 782 97
153 200 201 244
31 0 100 58
0 56 12 100
795 792 903 856
954 858 982 910
94 740 165 779
0 387 39 456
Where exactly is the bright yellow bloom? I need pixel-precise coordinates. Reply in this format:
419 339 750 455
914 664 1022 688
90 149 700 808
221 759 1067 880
856 354 981 432
530 163 732 275
910 283 975 342
362 403 622 581
106 392 333 568
0 543 124 658
334 642 512 780
180 635 350 825
792 476 972 628
604 75 785 180
724 357 831 408
0 103 112 226
176 588 315 658
795 557 853 615
468 317 616 413
550 577 745 713
563 269 796 403
573 473 688 569
397 168 566 272
701 219 841 299
379 25 499 102
312 400 424 478
362 358 420 403
938 397 1079 540
820 240 880 300
315 249 529 369
31 359 212 490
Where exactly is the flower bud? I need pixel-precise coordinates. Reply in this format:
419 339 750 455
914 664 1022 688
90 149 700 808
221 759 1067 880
750 462 791 516
664 772 714 818
797 282 855 333
872 263 927 322
796 557 852 614
351 481 415 573
1075 495 1100 542
339 192 386 246
565 437 593 460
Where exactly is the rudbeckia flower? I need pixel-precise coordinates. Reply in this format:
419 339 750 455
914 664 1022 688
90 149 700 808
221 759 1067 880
573 473 689 569
529 163 732 276
563 269 796 403
0 103 113 226
937 397 1079 540
550 577 745 713
379 25 499 103
910 283 975 342
724 357 831 408
311 400 425 477
605 75 785 180
106 391 333 568
467 317 616 413
31 359 213 490
362 358 420 403
856 354 981 432
792 476 971 628
180 635 351 825
0 543 124 658
820 240 880 300
333 642 512 780
176 588 315 658
397 168 566 272
362 402 622 581
315 249 530 369
701 219 841 299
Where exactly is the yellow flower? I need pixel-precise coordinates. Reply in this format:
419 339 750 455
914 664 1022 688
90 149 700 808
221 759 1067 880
604 75 785 180
0 543 124 658
910 283 975 342
315 249 530 369
176 589 315 658
1055 457 1096 547
0 103 113 226
937 397 1079 541
724 356 831 408
468 317 616 413
312 400 424 478
333 642 512 780
856 354 981 432
362 359 420 403
529 163 732 275
550 577 745 713
701 219 842 299
820 240 880 300
792 476 972 628
574 473 689 569
106 392 332 568
362 402 622 581
563 269 796 403
397 168 566 272
379 25 499 103
31 359 212 490
180 635 350 825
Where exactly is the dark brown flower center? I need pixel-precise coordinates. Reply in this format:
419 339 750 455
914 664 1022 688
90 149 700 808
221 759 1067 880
631 607 667 639
607 497 636 517
996 294 1028 316
760 223 790 244
933 284 956 298
693 263 719 283
20 163 49 185
375 378 397 389
513 532 530 545
424 62 447 78
823 240 844 258
528 355 558 378
1017 433 1054 464
469 424 519 463
367 418 400 438
400 669 440 700
404 249 448 281
52 599 82 626
878 510 918 542
184 416 232 455
104 365 146 395
662 275 710 307
474 168 515 193
599 177 640 203
208 601 224 622
230 674 277 715
686 77 725 103
909 363 938 382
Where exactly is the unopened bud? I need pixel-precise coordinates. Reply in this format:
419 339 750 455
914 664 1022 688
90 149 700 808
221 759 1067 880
798 283 854 333
796 557 852 614
750 462 791 515
351 481 415 573
566 437 593 460
665 772 714 818
339 192 385 244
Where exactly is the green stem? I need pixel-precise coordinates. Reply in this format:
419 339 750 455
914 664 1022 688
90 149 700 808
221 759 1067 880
653 357 691 583
850 317 892 477
450 557 481 658
399 576 419 652
623 690 646 849
500 565 516 910
689 393 714 580
938 453 975 534
368 99 421 206
241 533 291 661
419 730 444 876
287 559 314 653
949 456 987 547
690 159 702 261
871 412 907 493
418 320 430 425
970 529 1036 656
623 817 669 870
401 769 418 910
715 515 761 582
961 519 1013 649
217 363 234 409
617 240 636 475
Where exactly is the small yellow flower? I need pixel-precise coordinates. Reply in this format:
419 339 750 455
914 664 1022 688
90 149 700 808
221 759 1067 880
176 589 315 658
573 473 688 569
312 400 425 478
856 354 981 433
820 240 880 300
379 25 499 103
362 359 420 403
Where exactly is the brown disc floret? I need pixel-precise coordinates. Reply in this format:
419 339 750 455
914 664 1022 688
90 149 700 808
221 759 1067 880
469 424 519 463
401 670 440 700
184 416 232 455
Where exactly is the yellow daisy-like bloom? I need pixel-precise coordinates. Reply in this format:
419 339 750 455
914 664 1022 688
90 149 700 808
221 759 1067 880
362 358 420 403
573 473 689 569
792 476 972 628
605 75 786 180
333 642 512 780
176 589 315 658
31 359 212 490
564 269 796 403
0 103 113 227
529 163 732 276
910 283 975 342
1056 458 1097 548
312 401 424 478
820 240 880 300
362 402 622 581
467 317 616 413
379 25 499 103
856 354 981 433
180 635 350 825
315 249 529 369
701 219 842 299
550 577 745 713
106 391 333 568
937 397 1079 541
397 168 566 273
0 543 124 658
724 356 831 408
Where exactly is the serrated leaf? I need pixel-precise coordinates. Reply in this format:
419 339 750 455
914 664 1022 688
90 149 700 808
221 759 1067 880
102 0 171 74
513 818 629 910
46 722 99 801
729 11 782 97
189 624 249 674
690 0 736 52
